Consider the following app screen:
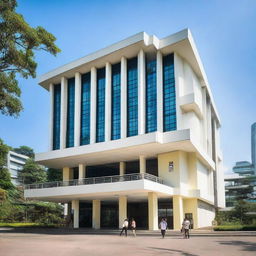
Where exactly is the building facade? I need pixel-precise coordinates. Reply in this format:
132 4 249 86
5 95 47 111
7 151 29 185
225 122 256 207
24 29 225 230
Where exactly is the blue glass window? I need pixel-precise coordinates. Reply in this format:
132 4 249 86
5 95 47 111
96 68 105 143
163 54 176 132
53 84 61 150
111 63 121 140
146 56 157 133
66 77 75 148
80 72 91 145
127 57 138 137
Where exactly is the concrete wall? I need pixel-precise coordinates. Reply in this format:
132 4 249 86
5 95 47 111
175 54 205 151
197 200 215 228
197 160 213 198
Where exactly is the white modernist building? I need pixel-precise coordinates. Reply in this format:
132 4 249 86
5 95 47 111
7 151 29 185
24 29 225 230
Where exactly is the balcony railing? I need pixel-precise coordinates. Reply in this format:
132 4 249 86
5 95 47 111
24 173 163 190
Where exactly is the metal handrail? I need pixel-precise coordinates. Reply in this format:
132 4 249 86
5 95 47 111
24 173 163 190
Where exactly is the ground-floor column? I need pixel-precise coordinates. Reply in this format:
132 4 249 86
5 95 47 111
119 196 127 228
148 192 158 230
72 200 79 228
64 203 68 216
173 195 183 230
92 200 101 229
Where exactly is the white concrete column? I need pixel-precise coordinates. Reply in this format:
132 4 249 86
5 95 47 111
79 164 86 179
121 57 127 139
49 83 54 151
139 155 146 173
119 196 127 228
105 62 112 141
90 67 97 144
60 77 68 149
138 49 146 135
119 162 126 176
74 72 82 147
72 200 79 228
173 195 184 230
157 51 163 133
63 167 70 181
148 192 158 230
92 200 101 229
64 203 68 216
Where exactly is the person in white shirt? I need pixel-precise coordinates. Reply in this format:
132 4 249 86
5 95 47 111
131 218 136 237
182 218 191 239
120 219 129 237
159 218 168 238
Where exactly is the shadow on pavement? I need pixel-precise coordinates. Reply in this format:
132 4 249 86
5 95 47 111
148 247 199 256
217 240 256 252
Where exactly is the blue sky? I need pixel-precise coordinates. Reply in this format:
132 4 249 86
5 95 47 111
0 0 255 173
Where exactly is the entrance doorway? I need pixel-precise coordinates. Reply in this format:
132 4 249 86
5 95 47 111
127 202 148 229
158 199 173 229
185 213 194 229
79 202 92 227
101 202 118 228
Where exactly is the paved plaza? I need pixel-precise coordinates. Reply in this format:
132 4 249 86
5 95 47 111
0 229 256 256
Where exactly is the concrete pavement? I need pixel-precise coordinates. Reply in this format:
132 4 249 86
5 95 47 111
0 229 256 256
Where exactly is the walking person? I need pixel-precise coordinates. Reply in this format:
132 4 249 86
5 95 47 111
120 219 129 237
131 218 136 237
159 218 168 238
182 218 191 239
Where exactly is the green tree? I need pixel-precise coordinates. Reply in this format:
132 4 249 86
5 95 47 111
13 145 34 158
232 200 251 224
47 168 62 182
0 0 60 117
0 138 15 191
18 158 47 184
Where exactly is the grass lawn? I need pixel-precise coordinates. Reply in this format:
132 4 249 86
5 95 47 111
0 223 59 228
0 223 40 227
214 224 256 231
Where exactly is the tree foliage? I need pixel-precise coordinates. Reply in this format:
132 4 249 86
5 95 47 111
215 201 256 225
13 145 34 158
0 138 15 191
0 0 61 117
18 158 47 184
47 168 62 182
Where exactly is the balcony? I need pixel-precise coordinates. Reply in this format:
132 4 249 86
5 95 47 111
24 173 163 190
24 173 172 202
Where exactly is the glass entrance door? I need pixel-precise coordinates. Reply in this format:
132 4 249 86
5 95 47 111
101 203 118 228
79 202 92 227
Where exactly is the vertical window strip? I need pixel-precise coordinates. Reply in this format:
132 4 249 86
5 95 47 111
53 84 61 150
96 68 106 142
146 57 157 133
111 63 121 140
66 78 75 148
127 57 138 137
163 53 176 132
80 72 91 145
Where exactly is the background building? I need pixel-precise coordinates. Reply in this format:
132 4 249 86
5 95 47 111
225 122 256 207
7 151 29 185
24 29 225 230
